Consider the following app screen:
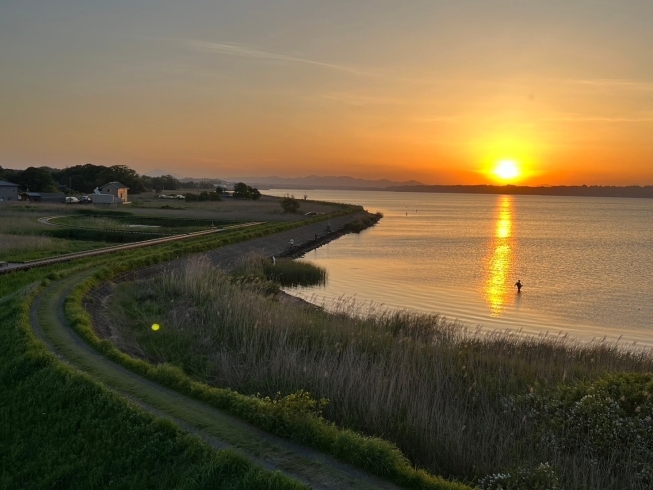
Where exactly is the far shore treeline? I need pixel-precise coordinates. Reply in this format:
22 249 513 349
0 164 216 194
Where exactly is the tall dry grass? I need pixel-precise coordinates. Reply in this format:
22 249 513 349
0 233 56 252
110 257 653 489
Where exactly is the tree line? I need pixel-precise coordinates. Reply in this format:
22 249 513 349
0 164 198 194
0 165 266 202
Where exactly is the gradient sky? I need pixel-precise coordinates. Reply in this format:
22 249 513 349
1 1 652 184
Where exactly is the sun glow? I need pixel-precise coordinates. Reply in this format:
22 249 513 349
493 160 520 182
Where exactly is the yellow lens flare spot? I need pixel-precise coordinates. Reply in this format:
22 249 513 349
151 323 160 331
493 160 520 182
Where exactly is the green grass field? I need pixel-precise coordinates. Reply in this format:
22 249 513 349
2 206 404 489
0 196 351 262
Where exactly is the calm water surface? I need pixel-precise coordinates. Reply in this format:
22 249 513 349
268 190 653 345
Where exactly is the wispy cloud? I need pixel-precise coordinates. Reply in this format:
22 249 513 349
187 40 371 76
320 92 406 106
543 112 653 122
557 78 653 92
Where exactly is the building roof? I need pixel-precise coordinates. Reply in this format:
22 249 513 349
21 192 66 198
103 181 129 189
0 180 19 187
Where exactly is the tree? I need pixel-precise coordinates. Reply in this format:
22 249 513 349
16 167 59 192
142 174 181 192
97 165 146 194
280 194 300 213
233 182 251 198
233 182 261 200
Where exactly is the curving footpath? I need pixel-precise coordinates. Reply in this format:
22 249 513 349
28 214 402 490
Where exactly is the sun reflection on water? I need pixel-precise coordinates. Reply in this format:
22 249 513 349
484 196 514 316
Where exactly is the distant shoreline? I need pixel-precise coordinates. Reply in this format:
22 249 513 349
263 183 653 198
386 184 653 199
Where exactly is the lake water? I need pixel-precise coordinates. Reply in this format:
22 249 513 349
268 190 653 346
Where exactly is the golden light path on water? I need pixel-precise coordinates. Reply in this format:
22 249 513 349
484 196 513 316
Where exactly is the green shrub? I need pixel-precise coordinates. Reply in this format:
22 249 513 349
280 195 300 214
518 373 653 485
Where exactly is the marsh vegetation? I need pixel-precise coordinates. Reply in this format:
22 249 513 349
230 255 327 288
108 257 653 489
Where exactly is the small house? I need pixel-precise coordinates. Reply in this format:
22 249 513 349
0 180 20 202
100 182 129 203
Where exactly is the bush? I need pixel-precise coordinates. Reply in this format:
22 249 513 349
280 195 300 214
518 373 653 485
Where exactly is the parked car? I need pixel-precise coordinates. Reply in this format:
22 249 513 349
80 196 92 204
66 196 79 203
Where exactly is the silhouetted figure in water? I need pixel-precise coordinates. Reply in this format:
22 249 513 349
515 280 523 293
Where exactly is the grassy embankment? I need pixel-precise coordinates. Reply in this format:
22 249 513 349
1 209 363 489
0 196 348 261
0 263 306 489
103 257 653 490
64 218 472 489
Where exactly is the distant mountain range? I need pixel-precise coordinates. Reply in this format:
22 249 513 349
143 171 424 189
144 169 182 179
231 175 424 190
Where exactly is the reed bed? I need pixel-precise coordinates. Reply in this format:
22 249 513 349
0 233 56 252
231 255 327 287
110 257 653 489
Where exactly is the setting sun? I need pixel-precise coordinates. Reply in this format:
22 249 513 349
493 160 520 182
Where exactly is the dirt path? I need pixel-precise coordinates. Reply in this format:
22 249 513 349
29 215 402 490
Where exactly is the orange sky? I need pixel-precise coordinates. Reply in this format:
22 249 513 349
1 2 652 185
